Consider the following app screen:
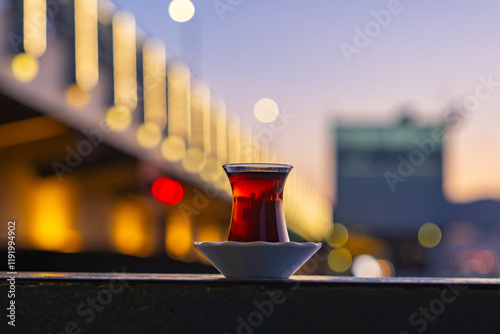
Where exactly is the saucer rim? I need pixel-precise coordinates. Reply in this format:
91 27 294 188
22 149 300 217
194 241 322 248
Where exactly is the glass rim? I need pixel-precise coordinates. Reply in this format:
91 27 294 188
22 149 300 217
223 163 293 173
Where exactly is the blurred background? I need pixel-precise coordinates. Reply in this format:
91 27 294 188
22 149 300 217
0 0 499 278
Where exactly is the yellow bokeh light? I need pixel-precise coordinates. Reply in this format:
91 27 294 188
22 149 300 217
182 147 206 173
327 247 352 273
197 222 222 242
166 212 192 259
75 0 99 90
167 63 191 142
326 223 349 248
168 0 195 23
11 53 39 82
418 222 442 248
136 122 162 148
112 11 137 109
106 105 132 132
111 200 152 257
29 178 80 252
196 222 222 264
65 84 91 108
143 39 167 129
24 0 46 57
161 135 186 162
254 98 279 123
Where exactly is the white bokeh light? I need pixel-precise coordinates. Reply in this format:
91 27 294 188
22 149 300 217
168 0 195 23
253 98 279 123
351 254 383 277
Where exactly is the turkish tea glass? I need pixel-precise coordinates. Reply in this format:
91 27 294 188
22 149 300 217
223 163 293 242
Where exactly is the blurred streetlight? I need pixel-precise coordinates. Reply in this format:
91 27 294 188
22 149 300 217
169 0 195 23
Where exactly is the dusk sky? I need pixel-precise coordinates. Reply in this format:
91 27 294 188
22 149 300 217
112 0 500 203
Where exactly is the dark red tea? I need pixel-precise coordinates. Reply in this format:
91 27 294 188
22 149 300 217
225 168 291 242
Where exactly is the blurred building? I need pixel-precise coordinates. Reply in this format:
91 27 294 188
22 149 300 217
336 117 448 236
0 0 332 272
333 117 500 277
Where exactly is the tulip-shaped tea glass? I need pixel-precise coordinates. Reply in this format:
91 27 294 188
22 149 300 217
223 163 292 242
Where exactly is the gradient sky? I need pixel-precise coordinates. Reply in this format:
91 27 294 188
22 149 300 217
112 0 500 203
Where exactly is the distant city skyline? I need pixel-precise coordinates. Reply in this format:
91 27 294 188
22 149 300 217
112 0 500 203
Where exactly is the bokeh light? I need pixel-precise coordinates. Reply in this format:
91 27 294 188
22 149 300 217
471 250 496 275
326 223 349 248
11 53 39 82
65 83 91 108
152 177 184 205
29 178 81 253
253 98 279 123
327 247 352 273
196 222 222 264
197 222 222 242
377 259 395 277
352 254 383 277
136 122 162 148
106 105 132 132
24 0 47 57
161 135 186 162
112 11 137 110
166 212 192 260
168 0 195 23
74 0 99 90
111 199 153 257
418 222 442 248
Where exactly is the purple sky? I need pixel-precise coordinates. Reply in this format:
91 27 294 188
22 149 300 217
112 0 500 202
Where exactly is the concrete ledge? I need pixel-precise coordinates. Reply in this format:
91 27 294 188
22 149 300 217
1 272 500 333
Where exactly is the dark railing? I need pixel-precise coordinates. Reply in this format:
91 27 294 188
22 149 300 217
1 272 499 333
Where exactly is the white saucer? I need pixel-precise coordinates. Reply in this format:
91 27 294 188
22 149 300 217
194 241 322 279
